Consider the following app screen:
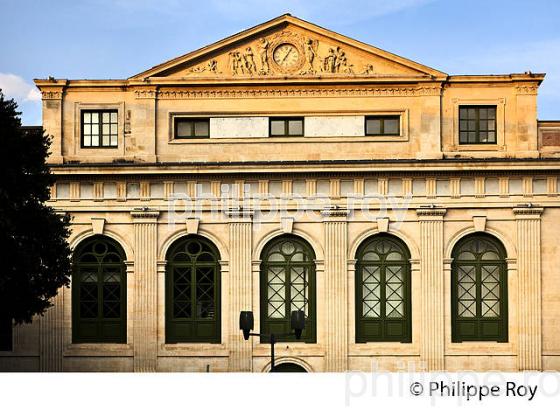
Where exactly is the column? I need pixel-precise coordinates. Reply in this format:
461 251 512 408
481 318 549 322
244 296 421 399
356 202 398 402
514 207 544 370
226 208 253 371
39 291 64 371
417 208 446 371
131 209 159 372
322 209 349 372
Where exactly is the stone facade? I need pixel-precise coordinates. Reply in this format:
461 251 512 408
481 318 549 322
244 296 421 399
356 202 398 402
1 14 560 372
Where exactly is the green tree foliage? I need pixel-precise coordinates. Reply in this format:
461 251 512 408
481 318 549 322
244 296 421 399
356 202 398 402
0 89 72 330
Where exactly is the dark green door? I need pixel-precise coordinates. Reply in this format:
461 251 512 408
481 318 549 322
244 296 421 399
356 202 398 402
260 235 316 343
166 236 221 343
355 234 411 343
451 234 508 342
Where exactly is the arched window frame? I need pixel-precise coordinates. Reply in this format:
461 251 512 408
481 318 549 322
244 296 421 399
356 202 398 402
165 235 221 344
260 234 316 343
355 234 412 343
72 235 127 344
451 233 508 342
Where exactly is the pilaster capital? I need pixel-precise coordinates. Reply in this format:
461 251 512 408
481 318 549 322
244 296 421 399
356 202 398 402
225 206 254 222
321 207 349 221
416 207 447 220
513 206 544 219
130 207 160 222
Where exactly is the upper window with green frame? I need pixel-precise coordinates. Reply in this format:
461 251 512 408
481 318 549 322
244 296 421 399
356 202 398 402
72 235 127 343
355 234 411 343
260 235 316 343
81 110 118 148
269 117 304 137
365 115 400 136
451 233 508 342
165 235 221 343
459 105 497 144
174 117 210 139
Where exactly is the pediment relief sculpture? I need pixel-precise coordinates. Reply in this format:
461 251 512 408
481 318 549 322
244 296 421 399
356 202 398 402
185 30 378 78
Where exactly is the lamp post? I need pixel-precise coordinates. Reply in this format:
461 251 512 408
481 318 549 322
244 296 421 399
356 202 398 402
239 310 305 372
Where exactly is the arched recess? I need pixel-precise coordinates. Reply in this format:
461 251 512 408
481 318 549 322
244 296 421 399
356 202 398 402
450 232 508 342
261 357 314 372
72 234 127 343
165 234 222 344
349 227 420 262
259 234 317 343
445 226 516 261
159 228 229 263
354 233 412 343
70 228 134 263
253 228 324 262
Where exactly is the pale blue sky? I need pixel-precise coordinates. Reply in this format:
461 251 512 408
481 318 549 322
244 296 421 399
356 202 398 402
1 0 559 124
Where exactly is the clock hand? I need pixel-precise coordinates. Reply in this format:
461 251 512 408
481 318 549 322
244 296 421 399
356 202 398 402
281 48 292 63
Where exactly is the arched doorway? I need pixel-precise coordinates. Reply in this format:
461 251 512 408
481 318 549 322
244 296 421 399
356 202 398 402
273 362 307 372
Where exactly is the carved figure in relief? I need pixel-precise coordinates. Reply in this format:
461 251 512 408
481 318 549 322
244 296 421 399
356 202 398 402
323 47 337 73
188 59 219 74
258 38 270 74
300 38 318 74
243 47 256 75
361 64 375 74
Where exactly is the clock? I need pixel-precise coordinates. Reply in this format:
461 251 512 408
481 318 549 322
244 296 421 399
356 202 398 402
273 43 300 70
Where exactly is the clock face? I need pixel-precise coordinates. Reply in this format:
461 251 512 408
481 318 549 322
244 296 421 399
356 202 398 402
273 43 300 70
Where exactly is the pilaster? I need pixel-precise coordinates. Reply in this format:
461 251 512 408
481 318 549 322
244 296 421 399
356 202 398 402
513 206 544 370
417 207 446 370
226 208 253 371
321 208 349 372
39 291 64 371
131 209 159 372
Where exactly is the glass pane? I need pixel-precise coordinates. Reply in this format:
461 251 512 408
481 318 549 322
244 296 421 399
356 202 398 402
194 121 209 137
270 120 285 136
385 266 404 318
110 133 118 146
111 112 118 123
102 132 110 147
84 112 91 122
176 121 193 137
481 265 500 317
173 266 192 319
84 124 91 135
384 118 399 135
290 266 307 315
102 123 110 136
102 112 110 123
91 112 99 123
91 134 99 146
83 134 91 147
459 108 467 120
288 120 303 135
362 265 381 318
196 267 215 319
366 119 381 135
267 267 286 318
488 108 496 119
457 265 476 317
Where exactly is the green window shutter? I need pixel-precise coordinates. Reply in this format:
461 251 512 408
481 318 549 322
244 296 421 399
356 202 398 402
451 234 508 342
260 235 316 343
165 236 221 343
72 236 127 343
355 234 412 343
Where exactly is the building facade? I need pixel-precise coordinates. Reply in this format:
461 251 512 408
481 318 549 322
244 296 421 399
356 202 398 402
2 14 560 372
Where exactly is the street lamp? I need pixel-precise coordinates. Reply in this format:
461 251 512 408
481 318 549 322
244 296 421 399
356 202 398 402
239 310 305 372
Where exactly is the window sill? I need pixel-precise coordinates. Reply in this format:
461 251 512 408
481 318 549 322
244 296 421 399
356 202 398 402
64 343 133 357
158 343 228 357
348 343 419 356
445 341 514 356
447 144 506 152
168 135 409 144
253 343 324 357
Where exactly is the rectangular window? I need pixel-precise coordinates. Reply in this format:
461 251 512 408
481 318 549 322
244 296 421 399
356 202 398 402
365 116 400 136
269 117 304 137
459 105 497 144
174 118 210 139
0 316 12 351
81 110 118 148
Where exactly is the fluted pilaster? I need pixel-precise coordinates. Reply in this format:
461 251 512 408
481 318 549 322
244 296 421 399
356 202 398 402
39 291 64 371
417 208 446 371
514 207 544 370
227 209 253 371
322 209 349 372
131 210 159 372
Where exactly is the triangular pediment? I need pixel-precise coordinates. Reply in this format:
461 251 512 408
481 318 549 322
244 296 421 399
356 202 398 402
131 14 447 81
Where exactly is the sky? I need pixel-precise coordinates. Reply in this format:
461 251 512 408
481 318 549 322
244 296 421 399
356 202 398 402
1 0 560 125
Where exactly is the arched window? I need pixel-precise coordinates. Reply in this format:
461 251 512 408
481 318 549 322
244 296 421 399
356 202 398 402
451 234 508 342
166 235 221 343
355 234 411 343
260 235 316 343
72 235 126 343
